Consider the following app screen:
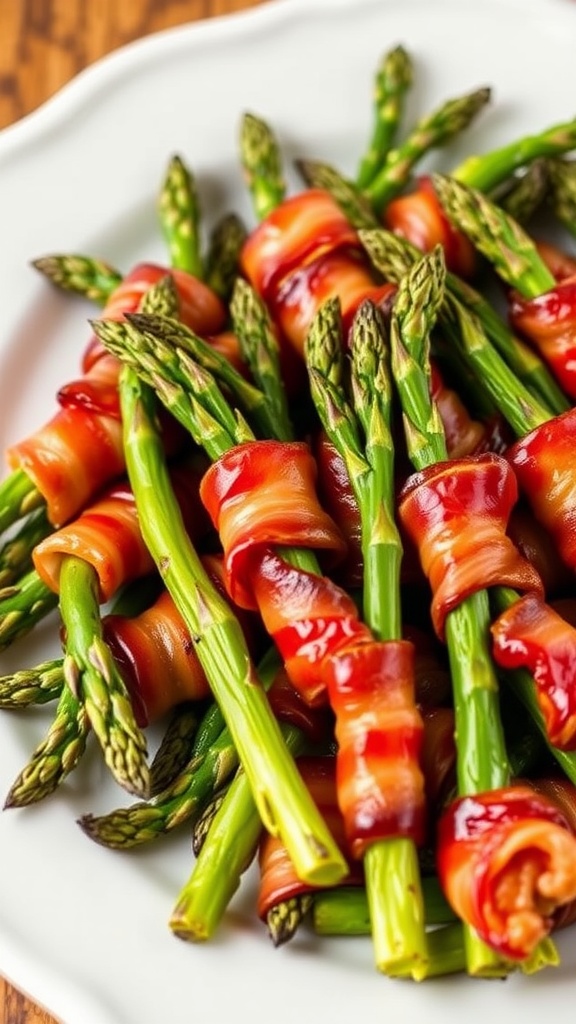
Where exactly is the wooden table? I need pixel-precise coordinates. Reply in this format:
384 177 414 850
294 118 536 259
0 2 267 1019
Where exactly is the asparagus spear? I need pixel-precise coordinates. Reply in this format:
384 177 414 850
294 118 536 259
389 246 515 977
359 227 569 416
0 470 43 537
356 45 413 190
295 158 379 230
31 254 122 304
547 157 576 236
0 570 57 651
240 112 286 221
364 86 491 213
4 683 90 808
158 154 203 278
0 507 52 588
148 704 202 796
204 212 248 302
453 118 576 192
0 659 63 709
116 367 347 886
313 880 455 936
305 296 428 978
432 172 556 297
496 159 549 224
229 277 293 442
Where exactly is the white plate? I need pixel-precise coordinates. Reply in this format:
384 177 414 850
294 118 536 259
1 0 576 1021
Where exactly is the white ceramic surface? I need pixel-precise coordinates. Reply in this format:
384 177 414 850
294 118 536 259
1 1 576 1021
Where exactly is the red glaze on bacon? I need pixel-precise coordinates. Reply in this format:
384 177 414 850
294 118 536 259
33 459 208 603
383 176 477 278
257 756 363 923
322 638 426 857
509 276 576 400
506 407 576 572
199 440 347 610
6 264 225 527
436 784 576 960
491 593 576 750
398 453 544 639
240 189 394 358
200 439 426 851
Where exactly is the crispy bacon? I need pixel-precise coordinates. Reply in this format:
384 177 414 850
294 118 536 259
436 784 576 960
33 459 208 603
323 639 426 857
398 453 543 639
509 276 576 400
6 264 225 527
240 188 395 357
383 176 477 278
200 441 426 851
506 407 576 572
491 593 576 750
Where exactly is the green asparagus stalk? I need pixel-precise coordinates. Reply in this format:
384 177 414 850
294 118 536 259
305 296 428 978
204 212 248 301
356 45 413 190
364 86 491 212
148 704 202 796
359 227 569 416
496 160 549 224
97 307 279 442
0 659 63 709
158 154 203 278
229 277 293 442
4 683 90 807
432 172 556 297
389 246 515 977
0 470 44 536
169 719 307 944
547 157 576 236
0 507 52 588
81 652 272 850
313 880 456 936
0 570 58 650
453 117 576 192
31 254 122 304
117 367 347 886
240 112 286 221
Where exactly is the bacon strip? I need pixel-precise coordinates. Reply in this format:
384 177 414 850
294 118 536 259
506 406 576 571
383 175 477 278
398 453 543 638
7 263 225 527
491 593 576 750
33 459 208 602
436 784 576 960
323 639 426 857
509 276 576 400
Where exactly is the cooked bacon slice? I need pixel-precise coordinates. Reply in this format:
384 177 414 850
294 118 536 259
509 276 576 400
436 784 576 960
240 189 361 301
398 453 543 639
506 407 576 571
257 755 363 922
430 361 490 458
7 263 225 527
536 241 576 283
269 248 394 356
322 639 426 857
33 459 208 603
383 175 477 278
491 593 576 750
199 440 347 609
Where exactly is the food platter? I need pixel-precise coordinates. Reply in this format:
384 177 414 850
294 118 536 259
1 0 576 1020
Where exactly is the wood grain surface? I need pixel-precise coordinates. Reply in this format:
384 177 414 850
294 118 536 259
0 2 267 1019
